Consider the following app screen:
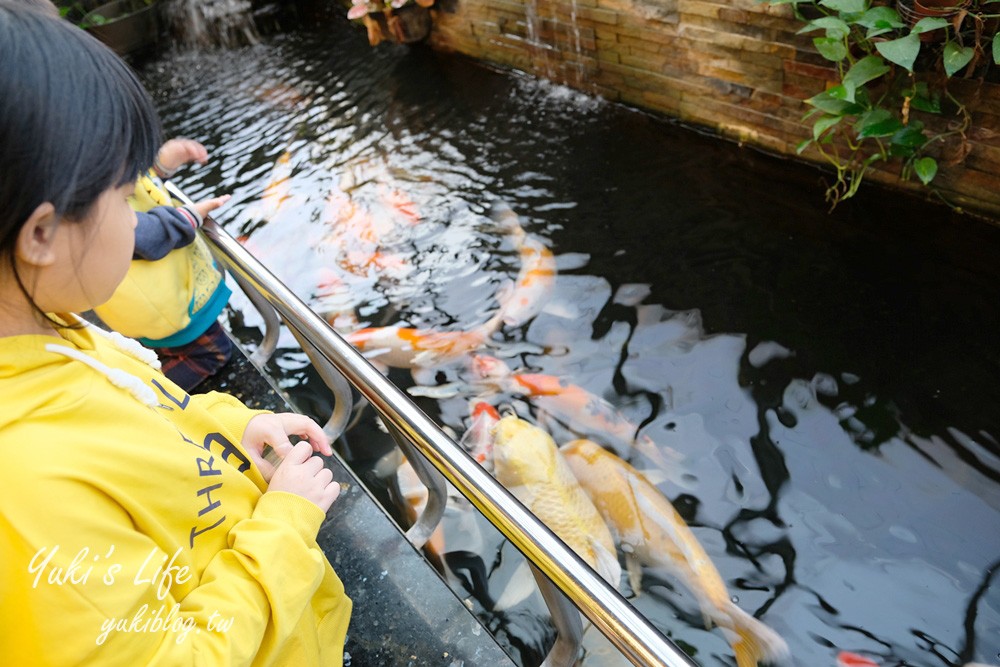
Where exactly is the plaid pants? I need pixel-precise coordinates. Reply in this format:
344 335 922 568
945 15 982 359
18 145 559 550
155 320 233 392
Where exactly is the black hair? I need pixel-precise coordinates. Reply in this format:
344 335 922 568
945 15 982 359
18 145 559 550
0 1 162 266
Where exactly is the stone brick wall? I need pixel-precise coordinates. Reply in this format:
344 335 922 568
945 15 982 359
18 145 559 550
427 0 1000 219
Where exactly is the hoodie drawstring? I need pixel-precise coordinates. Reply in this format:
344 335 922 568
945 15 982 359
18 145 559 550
44 344 160 408
78 320 162 370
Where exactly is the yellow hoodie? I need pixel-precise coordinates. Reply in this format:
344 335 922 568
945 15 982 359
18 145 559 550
0 317 351 666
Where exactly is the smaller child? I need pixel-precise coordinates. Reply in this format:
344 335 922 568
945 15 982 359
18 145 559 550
93 139 234 391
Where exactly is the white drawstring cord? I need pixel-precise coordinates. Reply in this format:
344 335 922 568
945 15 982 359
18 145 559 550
74 318 162 370
45 343 160 408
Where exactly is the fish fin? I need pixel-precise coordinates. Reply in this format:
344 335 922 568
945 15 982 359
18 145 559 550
372 447 404 479
588 536 623 590
720 604 790 667
635 467 670 487
409 366 439 387
625 552 643 598
411 349 442 368
492 560 538 611
407 382 465 399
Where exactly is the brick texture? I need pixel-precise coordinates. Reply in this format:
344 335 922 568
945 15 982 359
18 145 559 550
427 0 1000 218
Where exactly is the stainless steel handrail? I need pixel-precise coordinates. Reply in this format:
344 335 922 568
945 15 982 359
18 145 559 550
227 270 280 367
188 211 698 667
384 420 448 549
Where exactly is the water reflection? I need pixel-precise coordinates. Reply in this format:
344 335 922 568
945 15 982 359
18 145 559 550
139 18 1000 667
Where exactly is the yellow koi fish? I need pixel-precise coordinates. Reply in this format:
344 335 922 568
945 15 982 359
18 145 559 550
345 311 504 370
469 354 681 477
491 202 556 327
492 416 621 589
560 439 790 667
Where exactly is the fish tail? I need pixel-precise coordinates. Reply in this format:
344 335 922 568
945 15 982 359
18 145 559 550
722 604 790 667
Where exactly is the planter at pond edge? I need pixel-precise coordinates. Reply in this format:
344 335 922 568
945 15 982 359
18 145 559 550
896 0 972 42
82 0 161 57
361 5 432 46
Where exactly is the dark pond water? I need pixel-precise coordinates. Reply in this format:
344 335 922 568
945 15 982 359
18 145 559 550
138 10 1000 667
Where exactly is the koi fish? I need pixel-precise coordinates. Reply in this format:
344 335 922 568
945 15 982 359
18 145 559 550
468 355 682 477
465 401 501 472
322 184 416 279
491 416 621 589
251 151 294 222
345 311 504 370
491 202 556 327
836 652 879 667
560 439 789 667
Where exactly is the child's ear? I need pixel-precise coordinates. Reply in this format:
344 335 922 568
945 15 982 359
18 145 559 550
16 202 59 268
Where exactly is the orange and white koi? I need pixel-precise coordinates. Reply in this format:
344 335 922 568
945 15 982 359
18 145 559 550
462 401 501 471
345 312 504 370
322 182 418 279
491 202 556 327
492 416 621 589
313 268 360 333
560 439 789 667
468 355 680 475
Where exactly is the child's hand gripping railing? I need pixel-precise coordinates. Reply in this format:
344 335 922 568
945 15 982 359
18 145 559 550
168 181 698 667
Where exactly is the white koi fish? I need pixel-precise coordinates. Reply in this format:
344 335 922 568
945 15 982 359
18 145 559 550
345 311 504 370
491 202 556 327
491 415 621 589
560 439 790 667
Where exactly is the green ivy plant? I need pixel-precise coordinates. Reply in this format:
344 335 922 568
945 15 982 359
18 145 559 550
767 0 1000 207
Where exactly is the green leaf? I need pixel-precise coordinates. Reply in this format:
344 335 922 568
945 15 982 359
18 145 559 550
876 33 920 71
841 55 890 102
820 0 867 14
856 6 904 30
796 138 813 154
806 90 864 115
910 82 941 113
856 109 904 137
814 36 849 61
912 17 949 34
827 83 852 100
992 35 1000 65
913 157 938 185
943 42 975 77
798 17 851 38
813 115 842 140
889 124 928 157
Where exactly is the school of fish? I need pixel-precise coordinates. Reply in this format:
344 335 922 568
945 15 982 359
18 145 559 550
244 156 792 666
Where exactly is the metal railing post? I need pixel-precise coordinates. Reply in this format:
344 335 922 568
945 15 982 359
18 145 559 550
168 181 698 667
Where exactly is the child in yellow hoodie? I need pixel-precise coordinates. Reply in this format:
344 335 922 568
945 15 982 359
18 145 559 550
95 138 237 391
0 3 352 665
